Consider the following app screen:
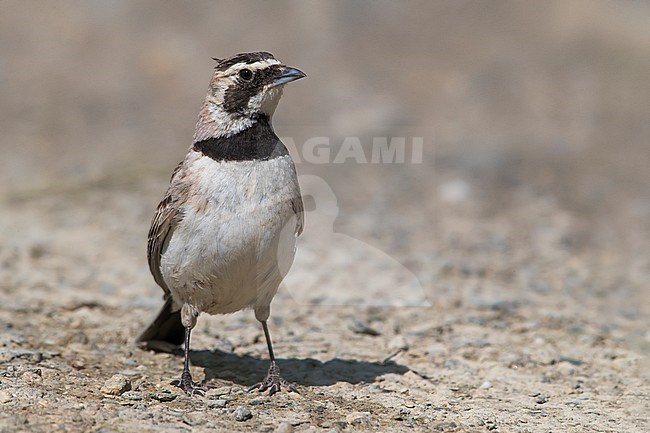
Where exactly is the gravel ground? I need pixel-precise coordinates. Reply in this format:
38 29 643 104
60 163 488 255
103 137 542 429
0 168 647 433
1 1 648 432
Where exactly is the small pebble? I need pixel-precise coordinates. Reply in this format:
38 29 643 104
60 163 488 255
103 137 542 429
101 374 131 396
208 399 228 408
345 412 371 425
0 349 36 363
388 335 409 352
350 321 381 336
558 356 585 366
214 338 235 353
286 418 306 426
536 395 548 404
206 386 231 397
182 411 207 426
117 369 140 377
121 391 144 401
480 381 492 389
275 422 294 433
151 391 176 402
460 338 490 348
233 405 252 421
21 370 42 383
424 343 447 357
0 390 12 403
484 418 498 431
71 359 85 370
533 349 557 365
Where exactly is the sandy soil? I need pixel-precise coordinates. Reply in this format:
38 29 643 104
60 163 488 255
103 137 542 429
1 1 648 432
0 160 647 433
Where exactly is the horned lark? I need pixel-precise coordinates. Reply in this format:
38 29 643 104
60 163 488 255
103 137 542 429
137 52 305 396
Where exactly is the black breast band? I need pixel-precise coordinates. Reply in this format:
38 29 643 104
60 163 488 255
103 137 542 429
193 116 288 162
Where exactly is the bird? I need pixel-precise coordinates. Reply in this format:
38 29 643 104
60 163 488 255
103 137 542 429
136 52 306 396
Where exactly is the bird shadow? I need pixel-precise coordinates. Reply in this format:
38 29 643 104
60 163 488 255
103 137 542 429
185 349 410 387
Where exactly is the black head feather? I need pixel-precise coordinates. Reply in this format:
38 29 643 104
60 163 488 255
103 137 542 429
214 52 276 71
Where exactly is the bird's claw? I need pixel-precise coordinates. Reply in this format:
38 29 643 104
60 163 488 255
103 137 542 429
248 361 297 396
172 371 212 396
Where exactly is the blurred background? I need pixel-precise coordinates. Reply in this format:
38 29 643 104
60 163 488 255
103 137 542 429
0 1 648 333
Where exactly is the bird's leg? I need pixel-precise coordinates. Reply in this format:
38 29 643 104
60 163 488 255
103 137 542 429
171 306 210 396
249 320 297 396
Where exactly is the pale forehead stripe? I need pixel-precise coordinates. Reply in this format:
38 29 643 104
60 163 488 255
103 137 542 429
224 59 282 75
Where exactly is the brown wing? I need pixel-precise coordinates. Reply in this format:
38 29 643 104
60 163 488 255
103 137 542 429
292 194 304 237
291 173 304 237
147 162 185 297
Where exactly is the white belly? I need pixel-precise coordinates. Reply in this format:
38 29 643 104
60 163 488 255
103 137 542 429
160 155 300 315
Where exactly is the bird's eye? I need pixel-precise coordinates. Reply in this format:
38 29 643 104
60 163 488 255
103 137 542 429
238 69 253 81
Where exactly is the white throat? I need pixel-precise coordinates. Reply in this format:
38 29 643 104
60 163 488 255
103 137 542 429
258 86 284 117
192 86 284 144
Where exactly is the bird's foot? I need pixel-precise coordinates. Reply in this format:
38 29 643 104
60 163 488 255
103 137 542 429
248 361 297 396
172 370 212 396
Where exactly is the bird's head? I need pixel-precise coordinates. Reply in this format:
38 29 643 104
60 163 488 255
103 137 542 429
194 52 305 142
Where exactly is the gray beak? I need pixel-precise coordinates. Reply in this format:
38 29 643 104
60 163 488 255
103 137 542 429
271 66 306 87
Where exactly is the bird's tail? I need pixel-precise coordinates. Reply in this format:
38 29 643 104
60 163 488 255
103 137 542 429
136 297 185 352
